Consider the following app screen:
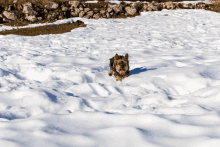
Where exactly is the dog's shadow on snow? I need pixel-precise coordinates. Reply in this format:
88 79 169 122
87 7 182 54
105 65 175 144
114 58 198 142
130 67 157 75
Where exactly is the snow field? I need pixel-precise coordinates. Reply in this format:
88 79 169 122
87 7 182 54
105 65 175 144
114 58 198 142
1 9 220 146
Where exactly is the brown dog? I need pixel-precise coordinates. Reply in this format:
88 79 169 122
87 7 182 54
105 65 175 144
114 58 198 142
109 53 130 81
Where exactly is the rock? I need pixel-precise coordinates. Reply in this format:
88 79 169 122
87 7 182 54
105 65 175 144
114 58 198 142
37 17 42 20
106 12 110 18
70 5 74 10
47 12 57 20
71 12 79 17
79 6 84 11
45 2 59 10
69 1 80 8
83 15 90 19
58 15 63 20
3 18 10 22
7 5 12 11
18 5 23 10
84 8 90 13
147 3 159 11
125 6 137 15
175 2 182 9
62 6 68 11
107 7 113 13
110 12 114 16
3 11 17 21
93 13 100 19
100 10 106 15
23 4 38 15
20 18 24 22
130 3 138 9
13 0 18 3
75 8 80 14
93 8 99 13
87 11 94 17
108 4 123 14
164 1 175 9
23 2 32 7
25 15 37 22
79 11 85 17
188 3 195 9
196 2 206 9
44 9 48 14
0 14 2 18
143 4 148 10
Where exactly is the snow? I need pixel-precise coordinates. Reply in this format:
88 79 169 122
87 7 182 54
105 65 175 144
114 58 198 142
1 9 220 146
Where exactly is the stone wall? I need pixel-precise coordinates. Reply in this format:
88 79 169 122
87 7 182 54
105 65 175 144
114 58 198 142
0 1 209 23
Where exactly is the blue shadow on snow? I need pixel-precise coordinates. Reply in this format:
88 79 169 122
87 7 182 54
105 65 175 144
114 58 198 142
130 67 157 75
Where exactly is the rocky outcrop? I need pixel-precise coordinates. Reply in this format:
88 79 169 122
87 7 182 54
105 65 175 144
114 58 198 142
0 1 209 24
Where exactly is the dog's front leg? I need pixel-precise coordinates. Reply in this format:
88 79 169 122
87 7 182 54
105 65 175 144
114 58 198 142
109 57 114 76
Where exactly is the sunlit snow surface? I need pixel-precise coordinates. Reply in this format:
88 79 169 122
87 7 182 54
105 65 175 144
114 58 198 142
1 9 220 147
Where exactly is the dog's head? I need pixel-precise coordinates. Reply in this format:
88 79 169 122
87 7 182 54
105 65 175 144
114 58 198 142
114 53 129 75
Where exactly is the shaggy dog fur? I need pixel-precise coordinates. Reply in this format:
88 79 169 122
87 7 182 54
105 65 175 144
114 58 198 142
109 53 130 81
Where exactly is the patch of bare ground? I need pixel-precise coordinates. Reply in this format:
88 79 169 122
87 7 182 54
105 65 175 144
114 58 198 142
0 20 86 36
2 19 56 27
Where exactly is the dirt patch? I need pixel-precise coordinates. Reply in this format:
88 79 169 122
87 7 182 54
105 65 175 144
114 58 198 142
0 20 86 36
2 19 57 26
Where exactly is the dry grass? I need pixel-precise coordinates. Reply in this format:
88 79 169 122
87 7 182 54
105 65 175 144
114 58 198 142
0 20 86 36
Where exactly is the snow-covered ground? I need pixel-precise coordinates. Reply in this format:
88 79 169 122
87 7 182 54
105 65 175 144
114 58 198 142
1 9 220 147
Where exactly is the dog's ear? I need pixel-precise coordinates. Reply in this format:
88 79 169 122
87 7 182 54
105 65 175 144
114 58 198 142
125 53 129 60
114 53 119 60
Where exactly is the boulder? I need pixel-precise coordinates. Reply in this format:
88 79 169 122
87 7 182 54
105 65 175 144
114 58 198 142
69 1 80 8
3 11 17 21
45 2 59 10
79 6 84 11
75 8 80 14
175 2 182 9
23 2 32 7
3 18 10 22
83 15 90 19
47 12 57 20
147 3 159 11
164 1 175 9
25 15 37 22
100 10 106 15
196 2 206 9
84 8 90 13
23 3 38 15
188 3 195 9
106 12 110 18
37 17 43 20
107 7 113 13
79 11 85 17
125 6 137 15
62 6 68 12
71 12 79 17
87 11 94 17
93 13 100 19
108 4 123 14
